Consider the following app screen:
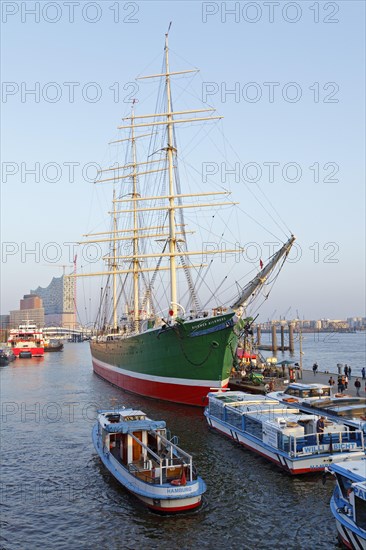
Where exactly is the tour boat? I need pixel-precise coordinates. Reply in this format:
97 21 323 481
269 382 332 403
7 322 44 357
269 383 366 431
76 29 295 407
327 458 366 549
44 339 64 352
204 391 366 475
92 408 206 513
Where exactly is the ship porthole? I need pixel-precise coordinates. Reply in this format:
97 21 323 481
211 341 219 348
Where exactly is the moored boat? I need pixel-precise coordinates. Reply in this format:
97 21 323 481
76 30 296 407
44 339 64 352
0 351 9 366
269 382 332 403
327 458 366 549
92 408 206 513
204 390 366 474
7 322 44 357
269 383 366 432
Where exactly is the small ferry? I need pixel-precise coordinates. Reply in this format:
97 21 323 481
8 322 44 357
327 458 366 549
269 382 332 403
44 339 64 352
204 391 365 475
269 383 366 431
92 408 206 513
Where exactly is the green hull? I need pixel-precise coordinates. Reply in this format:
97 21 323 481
91 313 238 406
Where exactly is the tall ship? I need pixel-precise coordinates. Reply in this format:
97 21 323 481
78 29 295 406
8 322 44 357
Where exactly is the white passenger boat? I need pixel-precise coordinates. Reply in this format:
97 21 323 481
92 408 206 513
269 383 366 432
327 457 366 549
204 391 366 475
268 382 332 403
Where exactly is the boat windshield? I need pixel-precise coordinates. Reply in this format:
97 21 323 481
356 497 366 531
284 386 330 398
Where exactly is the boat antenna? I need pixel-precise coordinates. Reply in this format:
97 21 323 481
166 21 172 35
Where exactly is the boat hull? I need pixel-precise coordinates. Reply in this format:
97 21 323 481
330 496 366 549
44 344 64 352
12 347 44 357
205 414 365 475
92 425 204 513
91 313 237 406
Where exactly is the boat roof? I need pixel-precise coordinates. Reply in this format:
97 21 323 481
285 383 330 390
208 391 278 405
97 408 166 433
329 457 366 482
207 391 320 425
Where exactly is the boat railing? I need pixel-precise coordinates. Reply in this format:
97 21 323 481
287 429 364 457
129 456 189 485
128 431 194 485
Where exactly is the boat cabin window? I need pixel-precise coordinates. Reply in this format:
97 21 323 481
355 494 366 531
122 415 146 421
336 474 354 499
309 388 330 397
285 388 300 397
106 414 120 423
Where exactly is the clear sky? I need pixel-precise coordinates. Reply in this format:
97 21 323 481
1 0 365 322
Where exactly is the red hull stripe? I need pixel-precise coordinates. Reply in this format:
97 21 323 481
93 360 227 407
93 356 229 387
146 500 201 513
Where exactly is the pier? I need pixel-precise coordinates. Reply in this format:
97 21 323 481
256 322 295 353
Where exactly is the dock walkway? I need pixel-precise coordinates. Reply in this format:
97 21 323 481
229 368 366 397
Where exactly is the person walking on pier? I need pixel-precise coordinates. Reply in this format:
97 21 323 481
337 376 344 394
344 365 348 377
348 366 352 379
355 378 361 397
313 362 318 376
362 367 365 380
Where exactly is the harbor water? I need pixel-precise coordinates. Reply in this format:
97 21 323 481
1 332 365 550
260 330 366 376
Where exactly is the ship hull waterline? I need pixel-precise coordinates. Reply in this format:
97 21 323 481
90 313 238 407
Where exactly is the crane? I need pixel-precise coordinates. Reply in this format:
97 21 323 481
42 264 73 276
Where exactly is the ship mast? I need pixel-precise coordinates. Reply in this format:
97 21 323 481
112 188 118 329
131 105 140 331
164 31 177 316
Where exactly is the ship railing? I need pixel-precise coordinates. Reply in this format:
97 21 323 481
287 429 364 457
129 431 194 485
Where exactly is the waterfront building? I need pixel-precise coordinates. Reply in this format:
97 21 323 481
31 275 76 328
0 314 10 329
10 294 45 328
